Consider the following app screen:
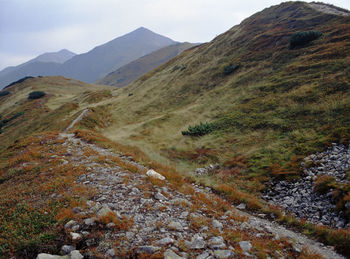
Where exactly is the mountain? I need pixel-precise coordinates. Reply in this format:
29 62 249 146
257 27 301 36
97 42 198 87
59 27 177 83
0 49 76 89
0 49 75 77
30 49 76 64
0 27 176 89
1 2 350 257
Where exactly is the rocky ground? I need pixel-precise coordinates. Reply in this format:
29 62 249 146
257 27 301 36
263 143 350 228
35 110 346 259
36 131 345 259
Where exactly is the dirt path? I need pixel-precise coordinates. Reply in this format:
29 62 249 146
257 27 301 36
39 110 346 258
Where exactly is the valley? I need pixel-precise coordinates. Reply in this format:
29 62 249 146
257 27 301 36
0 1 349 258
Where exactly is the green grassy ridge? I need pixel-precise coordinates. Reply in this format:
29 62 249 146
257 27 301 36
98 2 350 184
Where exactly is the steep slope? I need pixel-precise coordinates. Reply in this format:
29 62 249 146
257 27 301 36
60 27 177 83
97 42 197 87
0 49 76 85
91 1 350 241
101 2 350 172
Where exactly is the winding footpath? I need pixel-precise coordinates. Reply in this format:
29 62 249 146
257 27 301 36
37 110 345 259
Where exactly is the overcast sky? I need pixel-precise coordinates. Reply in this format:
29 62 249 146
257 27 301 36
0 0 349 70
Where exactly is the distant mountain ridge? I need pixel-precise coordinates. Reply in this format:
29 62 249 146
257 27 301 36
0 49 76 78
0 27 176 89
60 27 177 83
97 42 197 87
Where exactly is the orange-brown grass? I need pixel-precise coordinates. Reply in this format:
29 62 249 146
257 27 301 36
0 132 90 258
298 248 323 259
73 129 350 257
56 208 75 222
216 183 263 211
99 212 133 231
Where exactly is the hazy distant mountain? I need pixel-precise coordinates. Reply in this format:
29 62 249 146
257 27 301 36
97 42 197 87
60 27 177 83
0 27 176 88
32 49 76 64
0 49 75 77
0 49 76 89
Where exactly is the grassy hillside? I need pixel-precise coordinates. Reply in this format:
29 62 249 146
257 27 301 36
0 76 113 167
93 1 350 195
97 42 197 87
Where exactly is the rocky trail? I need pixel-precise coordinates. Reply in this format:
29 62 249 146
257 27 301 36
37 112 346 259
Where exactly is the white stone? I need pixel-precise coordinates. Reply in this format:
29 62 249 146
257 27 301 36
36 254 69 259
70 250 83 259
239 241 252 252
164 249 183 259
70 232 82 241
146 169 165 180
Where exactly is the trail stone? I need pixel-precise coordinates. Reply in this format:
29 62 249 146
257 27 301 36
212 219 223 230
70 250 84 259
164 249 183 259
239 241 252 252
237 203 246 210
36 254 69 259
84 217 97 226
61 245 76 255
213 250 234 258
97 204 114 218
196 251 211 259
70 232 82 241
105 248 116 258
209 236 226 249
64 220 76 229
146 169 165 180
168 221 184 231
155 237 175 246
155 192 167 201
136 246 160 254
189 234 206 249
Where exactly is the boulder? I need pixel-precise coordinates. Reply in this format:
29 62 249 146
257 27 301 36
146 169 165 180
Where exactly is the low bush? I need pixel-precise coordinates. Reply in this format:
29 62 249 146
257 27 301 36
314 175 336 194
182 122 214 136
0 91 9 97
0 111 24 133
222 64 239 75
290 31 322 49
28 91 45 100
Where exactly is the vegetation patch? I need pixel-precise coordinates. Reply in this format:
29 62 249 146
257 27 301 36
0 132 89 258
4 76 35 89
182 122 214 136
222 64 239 75
28 91 46 100
290 31 322 49
0 111 24 133
0 91 10 97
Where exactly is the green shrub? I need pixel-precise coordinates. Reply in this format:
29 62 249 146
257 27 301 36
0 111 24 130
290 31 322 49
222 64 239 75
182 122 214 136
0 91 9 97
28 91 45 100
